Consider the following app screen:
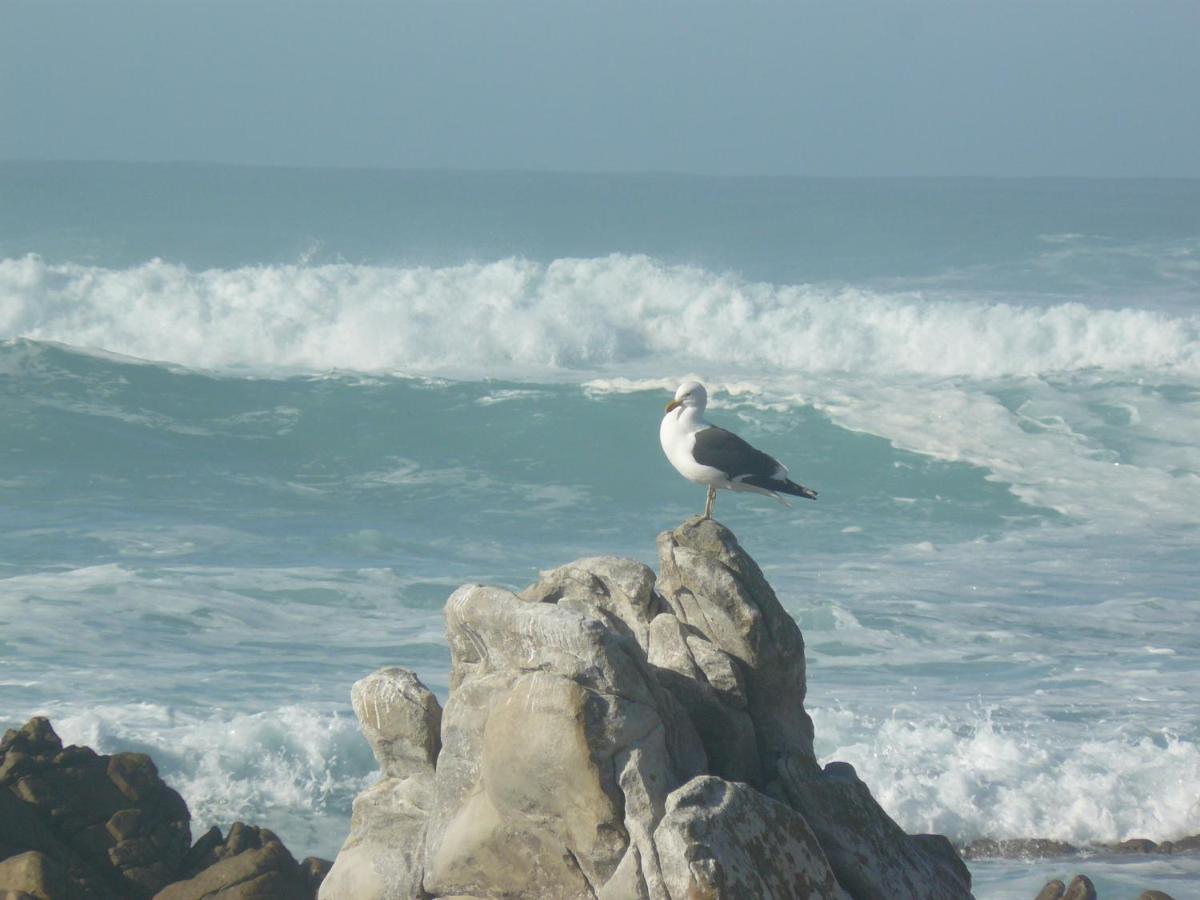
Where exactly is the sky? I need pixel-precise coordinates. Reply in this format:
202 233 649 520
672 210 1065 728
2 1 1199 177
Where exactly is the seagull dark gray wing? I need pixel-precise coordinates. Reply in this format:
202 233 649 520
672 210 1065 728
692 426 783 479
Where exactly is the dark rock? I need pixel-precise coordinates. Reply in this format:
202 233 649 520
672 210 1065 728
1063 873 1097 900
961 837 1079 859
153 823 313 899
177 825 225 878
153 833 309 900
1137 891 1176 900
1158 833 1200 854
1112 838 1158 854
1034 880 1065 900
0 718 63 758
0 851 71 900
1065 878 1099 900
0 721 322 899
299 857 332 896
0 717 191 898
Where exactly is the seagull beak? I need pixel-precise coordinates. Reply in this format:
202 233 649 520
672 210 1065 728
665 399 682 413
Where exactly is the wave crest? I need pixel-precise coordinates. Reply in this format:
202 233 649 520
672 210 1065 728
2 254 1197 377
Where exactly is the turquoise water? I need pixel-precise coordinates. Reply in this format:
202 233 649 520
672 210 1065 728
2 163 1198 897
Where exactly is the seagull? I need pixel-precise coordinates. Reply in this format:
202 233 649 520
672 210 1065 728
660 380 817 519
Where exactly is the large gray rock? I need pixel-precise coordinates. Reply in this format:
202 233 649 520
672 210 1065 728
424 582 704 899
326 519 973 899
519 555 662 649
656 517 818 788
320 669 443 900
658 518 972 900
654 776 849 900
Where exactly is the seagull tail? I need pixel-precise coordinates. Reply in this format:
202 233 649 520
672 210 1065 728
740 475 818 501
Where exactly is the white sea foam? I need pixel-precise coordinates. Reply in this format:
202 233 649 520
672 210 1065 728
813 706 1200 847
2 253 1197 378
45 702 374 859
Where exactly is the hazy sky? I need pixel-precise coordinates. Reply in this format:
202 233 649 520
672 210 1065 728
3 1 1198 176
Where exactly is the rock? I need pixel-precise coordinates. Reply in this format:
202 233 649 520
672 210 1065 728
1034 879 1065 900
644 611 761 785
659 519 970 900
653 776 848 900
0 851 70 900
0 717 191 898
351 667 442 779
154 824 310 900
1137 891 1176 900
656 517 817 784
1063 874 1097 900
1158 833 1200 853
422 581 704 899
519 556 663 648
328 519 974 899
300 857 332 896
0 721 326 900
961 838 1079 859
784 764 971 900
320 668 442 899
1113 838 1158 854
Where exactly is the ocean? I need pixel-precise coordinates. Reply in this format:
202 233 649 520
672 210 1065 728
2 161 1198 898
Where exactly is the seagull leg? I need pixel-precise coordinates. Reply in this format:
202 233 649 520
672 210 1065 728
703 485 716 519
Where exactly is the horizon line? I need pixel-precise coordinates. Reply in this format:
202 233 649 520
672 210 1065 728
3 157 1199 182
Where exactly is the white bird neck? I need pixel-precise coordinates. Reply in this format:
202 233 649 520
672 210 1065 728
675 404 708 430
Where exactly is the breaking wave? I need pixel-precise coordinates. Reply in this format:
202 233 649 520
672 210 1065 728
3 254 1197 378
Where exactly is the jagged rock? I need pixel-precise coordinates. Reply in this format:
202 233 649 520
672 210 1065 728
423 581 705 899
658 519 971 900
0 722 327 899
1113 838 1159 854
0 717 191 898
656 517 818 784
327 518 973 899
653 776 849 900
525 555 760 786
519 556 663 648
320 668 442 900
352 667 442 779
154 823 310 899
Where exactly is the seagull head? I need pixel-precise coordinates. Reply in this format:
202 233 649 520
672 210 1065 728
664 380 707 414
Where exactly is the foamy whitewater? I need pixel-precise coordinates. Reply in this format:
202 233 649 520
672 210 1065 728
2 163 1198 898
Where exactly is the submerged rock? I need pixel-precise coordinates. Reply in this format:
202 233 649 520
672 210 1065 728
323 517 975 899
